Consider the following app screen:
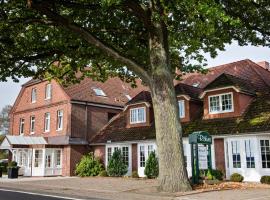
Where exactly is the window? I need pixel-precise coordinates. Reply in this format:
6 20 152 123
125 94 132 100
55 150 61 167
107 147 112 162
93 88 106 96
245 140 255 168
31 88 37 103
34 150 42 168
260 140 270 168
45 84 52 99
178 100 185 118
209 93 233 114
45 154 51 168
140 146 146 167
19 118 25 135
232 141 241 168
57 110 63 131
44 112 50 132
130 107 146 124
30 116 35 134
122 147 129 166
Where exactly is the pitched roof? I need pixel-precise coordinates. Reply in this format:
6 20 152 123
126 90 152 105
181 59 270 91
175 83 202 100
91 93 270 143
203 73 256 95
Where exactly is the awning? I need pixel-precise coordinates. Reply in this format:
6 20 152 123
0 135 47 150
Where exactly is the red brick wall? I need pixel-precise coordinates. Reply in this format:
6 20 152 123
203 88 253 119
62 145 89 176
214 138 226 172
132 144 138 171
92 145 106 165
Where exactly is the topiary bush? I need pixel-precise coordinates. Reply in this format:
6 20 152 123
132 171 139 178
260 176 270 184
230 173 244 182
107 149 128 177
75 153 104 177
98 170 108 177
144 151 159 179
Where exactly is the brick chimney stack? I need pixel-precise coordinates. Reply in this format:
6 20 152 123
256 61 270 71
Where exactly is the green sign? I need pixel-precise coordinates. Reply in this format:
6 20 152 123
189 131 212 144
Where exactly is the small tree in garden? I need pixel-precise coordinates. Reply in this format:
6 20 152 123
144 151 159 179
75 153 104 177
107 149 128 177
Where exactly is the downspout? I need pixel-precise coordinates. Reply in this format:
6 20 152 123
85 105 88 142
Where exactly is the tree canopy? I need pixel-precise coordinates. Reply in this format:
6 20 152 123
1 0 269 84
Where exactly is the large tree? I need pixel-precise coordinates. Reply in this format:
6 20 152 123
1 0 270 192
0 105 12 135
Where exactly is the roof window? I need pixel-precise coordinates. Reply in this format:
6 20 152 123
93 88 106 96
125 94 132 100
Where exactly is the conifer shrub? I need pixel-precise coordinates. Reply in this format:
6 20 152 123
230 173 244 182
144 151 159 179
75 153 103 177
260 176 270 184
107 149 128 177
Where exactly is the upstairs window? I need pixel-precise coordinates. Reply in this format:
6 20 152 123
93 88 106 96
209 93 233 114
45 84 52 99
130 107 146 124
30 116 35 134
57 110 63 131
19 118 25 135
44 112 50 132
178 100 185 118
31 88 37 103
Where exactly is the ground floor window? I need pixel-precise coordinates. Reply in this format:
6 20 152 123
106 145 130 169
231 141 241 168
245 140 255 168
260 140 270 168
139 145 146 167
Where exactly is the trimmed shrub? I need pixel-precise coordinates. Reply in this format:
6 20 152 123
107 149 128 177
230 173 244 182
75 153 103 177
144 151 159 179
206 169 214 180
99 170 108 177
211 169 224 181
132 171 139 178
260 176 270 184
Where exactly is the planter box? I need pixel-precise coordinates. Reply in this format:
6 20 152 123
7 168 19 179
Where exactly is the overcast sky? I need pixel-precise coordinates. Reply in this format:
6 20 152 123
0 42 270 110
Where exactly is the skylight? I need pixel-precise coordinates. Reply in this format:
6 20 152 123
125 94 132 100
192 82 200 87
93 88 106 96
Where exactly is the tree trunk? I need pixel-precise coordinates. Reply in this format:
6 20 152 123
148 22 192 192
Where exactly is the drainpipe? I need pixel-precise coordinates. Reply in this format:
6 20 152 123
85 105 88 142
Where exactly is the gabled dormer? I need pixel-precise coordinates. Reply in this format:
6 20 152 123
175 83 203 122
200 73 256 119
124 91 153 128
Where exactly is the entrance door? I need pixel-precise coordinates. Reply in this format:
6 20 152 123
138 143 156 177
32 149 44 176
13 149 32 176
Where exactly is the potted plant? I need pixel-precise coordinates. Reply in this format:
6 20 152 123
7 161 19 179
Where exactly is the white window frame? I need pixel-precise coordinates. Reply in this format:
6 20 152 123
30 116 35 134
44 112 50 132
130 107 146 124
178 100 185 118
19 118 25 135
45 84 52 100
56 110 63 131
208 92 234 114
31 88 37 103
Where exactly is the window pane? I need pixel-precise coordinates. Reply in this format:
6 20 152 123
221 94 232 111
122 147 129 166
130 107 145 124
178 100 185 118
209 96 220 112
231 141 241 168
140 146 145 167
245 140 255 168
260 140 270 168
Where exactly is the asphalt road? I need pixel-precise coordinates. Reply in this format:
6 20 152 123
0 189 102 200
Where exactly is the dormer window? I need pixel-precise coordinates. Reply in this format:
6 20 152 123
93 88 106 96
130 107 146 124
31 88 37 103
178 100 185 118
209 92 233 114
45 83 52 99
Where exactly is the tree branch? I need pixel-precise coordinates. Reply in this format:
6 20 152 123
30 2 151 83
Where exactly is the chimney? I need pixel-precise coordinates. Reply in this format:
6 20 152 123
256 61 270 71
